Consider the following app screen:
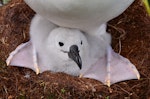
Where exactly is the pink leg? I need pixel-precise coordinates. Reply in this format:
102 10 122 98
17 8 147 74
105 46 112 87
32 46 40 74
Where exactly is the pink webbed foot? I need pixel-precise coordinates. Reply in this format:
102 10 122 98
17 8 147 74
82 46 140 86
6 41 40 74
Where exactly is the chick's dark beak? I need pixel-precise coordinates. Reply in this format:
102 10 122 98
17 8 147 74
68 45 82 69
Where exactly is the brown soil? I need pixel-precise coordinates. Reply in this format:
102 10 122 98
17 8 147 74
0 0 149 98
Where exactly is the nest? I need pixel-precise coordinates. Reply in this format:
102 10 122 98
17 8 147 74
0 0 149 98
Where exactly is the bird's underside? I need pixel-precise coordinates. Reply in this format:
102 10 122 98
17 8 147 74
6 41 140 86
24 0 134 33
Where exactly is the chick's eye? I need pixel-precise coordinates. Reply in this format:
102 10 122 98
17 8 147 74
59 42 64 47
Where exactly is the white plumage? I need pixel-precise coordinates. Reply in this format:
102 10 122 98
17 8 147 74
24 0 134 34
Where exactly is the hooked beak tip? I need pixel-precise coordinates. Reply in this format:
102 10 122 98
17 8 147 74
78 63 82 70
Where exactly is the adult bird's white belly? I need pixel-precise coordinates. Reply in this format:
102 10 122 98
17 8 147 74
24 0 134 33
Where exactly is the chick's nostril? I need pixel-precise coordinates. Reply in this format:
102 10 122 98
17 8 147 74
70 45 79 52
